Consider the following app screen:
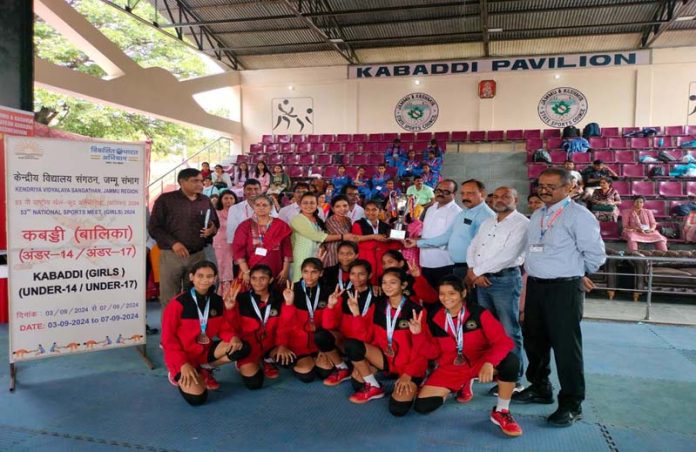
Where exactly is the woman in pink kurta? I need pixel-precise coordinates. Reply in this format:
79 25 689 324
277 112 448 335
683 211 696 243
621 197 668 252
213 190 237 295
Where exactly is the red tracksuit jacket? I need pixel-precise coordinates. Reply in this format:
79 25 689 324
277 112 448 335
283 281 331 355
345 296 429 378
415 304 513 371
321 287 376 340
162 290 238 375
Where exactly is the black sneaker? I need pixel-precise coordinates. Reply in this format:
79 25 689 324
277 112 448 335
547 405 583 427
511 384 554 404
487 382 525 397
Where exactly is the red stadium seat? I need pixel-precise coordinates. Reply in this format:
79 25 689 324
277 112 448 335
413 141 430 152
363 166 377 178
383 133 399 142
320 134 335 143
630 137 651 149
351 154 368 166
543 129 561 139
336 134 351 143
368 133 383 142
416 132 433 141
614 151 635 164
677 136 696 147
249 144 264 154
298 154 315 165
291 134 305 143
287 166 304 178
687 181 696 196
658 181 686 197
284 154 300 165
327 143 343 153
307 135 321 143
434 132 450 142
352 134 367 142
664 126 685 136
268 154 283 165
265 144 279 153
469 131 486 142
642 200 666 218
525 138 544 152
450 131 468 142
662 149 684 161
527 164 548 179
593 150 614 163
646 164 668 178
601 127 620 137
487 130 504 141
316 154 332 165
297 143 311 153
311 143 325 153
280 143 294 153
608 137 628 149
686 125 696 136
506 130 524 141
622 127 640 136
546 137 562 150
363 142 379 153
572 153 592 164
549 151 567 164
621 164 644 178
669 200 689 216
235 155 249 164
323 166 338 178
262 135 274 144
345 142 362 153
368 153 385 165
524 129 542 140
400 133 415 142
599 221 620 240
588 137 607 149
613 181 630 196
631 181 655 197
277 134 291 144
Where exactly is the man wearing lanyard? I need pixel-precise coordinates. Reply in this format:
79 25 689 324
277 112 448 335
406 179 494 290
514 168 605 427
466 187 529 393
149 168 219 307
278 182 317 225
226 179 278 244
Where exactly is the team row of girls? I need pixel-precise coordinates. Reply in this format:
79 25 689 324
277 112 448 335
161 258 523 436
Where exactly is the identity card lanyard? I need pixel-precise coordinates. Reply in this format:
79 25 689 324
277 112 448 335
190 288 211 344
445 308 466 365
249 291 272 337
385 296 406 357
302 280 320 330
539 199 571 242
338 269 353 291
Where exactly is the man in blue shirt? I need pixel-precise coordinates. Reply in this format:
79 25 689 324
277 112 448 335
514 168 606 428
405 179 494 287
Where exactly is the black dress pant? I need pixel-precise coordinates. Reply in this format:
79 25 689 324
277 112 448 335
421 265 453 290
523 277 585 408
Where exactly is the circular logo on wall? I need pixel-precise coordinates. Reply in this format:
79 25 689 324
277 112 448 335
394 93 439 131
537 87 588 128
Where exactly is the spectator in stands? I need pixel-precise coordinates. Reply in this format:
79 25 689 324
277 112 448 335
254 160 271 192
621 196 668 252
267 164 291 201
213 190 237 295
527 194 544 214
571 180 589 207
353 166 371 199
226 179 278 245
406 176 435 206
324 183 335 200
398 149 422 179
331 165 352 196
212 164 232 189
343 184 365 223
318 193 330 219
589 177 621 222
466 187 529 394
370 164 389 195
424 139 443 159
233 194 292 287
373 178 397 203
385 138 406 167
581 160 618 190
278 182 310 225
324 195 354 267
563 160 583 187
232 162 250 198
684 209 696 243
351 200 393 284
403 179 463 288
425 149 443 173
200 161 211 179
309 175 326 195
562 129 590 157
290 192 355 280
149 168 219 307
202 176 219 198
420 163 439 188
515 168 605 428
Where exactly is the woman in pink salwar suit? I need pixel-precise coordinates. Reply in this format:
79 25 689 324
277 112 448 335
621 197 668 252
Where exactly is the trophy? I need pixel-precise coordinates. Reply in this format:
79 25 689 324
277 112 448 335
388 191 410 240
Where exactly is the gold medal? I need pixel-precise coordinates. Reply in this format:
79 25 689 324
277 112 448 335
453 353 465 366
197 333 210 345
385 345 395 357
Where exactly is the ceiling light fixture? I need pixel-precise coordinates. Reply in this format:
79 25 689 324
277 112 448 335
414 80 421 85
675 15 695 21
488 28 504 33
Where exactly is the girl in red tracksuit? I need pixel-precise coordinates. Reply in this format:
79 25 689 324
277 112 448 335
316 259 376 387
342 267 429 416
226 264 294 389
410 275 523 437
380 250 439 305
161 261 250 405
282 257 334 382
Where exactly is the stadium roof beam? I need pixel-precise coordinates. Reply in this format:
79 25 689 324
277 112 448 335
641 0 694 47
480 0 490 57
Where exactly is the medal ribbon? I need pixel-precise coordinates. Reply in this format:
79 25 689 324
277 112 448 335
385 297 406 349
301 281 320 322
249 291 272 328
444 307 465 354
361 289 373 317
338 268 353 291
190 288 210 336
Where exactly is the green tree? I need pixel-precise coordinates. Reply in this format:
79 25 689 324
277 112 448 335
34 0 216 158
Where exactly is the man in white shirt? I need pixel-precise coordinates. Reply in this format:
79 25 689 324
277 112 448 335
466 186 529 391
225 179 278 244
278 182 310 225
344 185 365 223
415 179 462 287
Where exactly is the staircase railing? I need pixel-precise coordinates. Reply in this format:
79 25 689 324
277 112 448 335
148 137 233 201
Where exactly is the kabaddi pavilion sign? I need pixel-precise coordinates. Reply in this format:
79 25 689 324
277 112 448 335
348 50 650 79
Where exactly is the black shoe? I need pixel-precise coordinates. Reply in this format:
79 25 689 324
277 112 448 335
488 382 525 397
547 405 583 427
511 384 554 404
146 324 159 335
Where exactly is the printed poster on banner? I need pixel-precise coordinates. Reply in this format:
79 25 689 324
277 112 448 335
5 136 146 362
394 93 439 132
